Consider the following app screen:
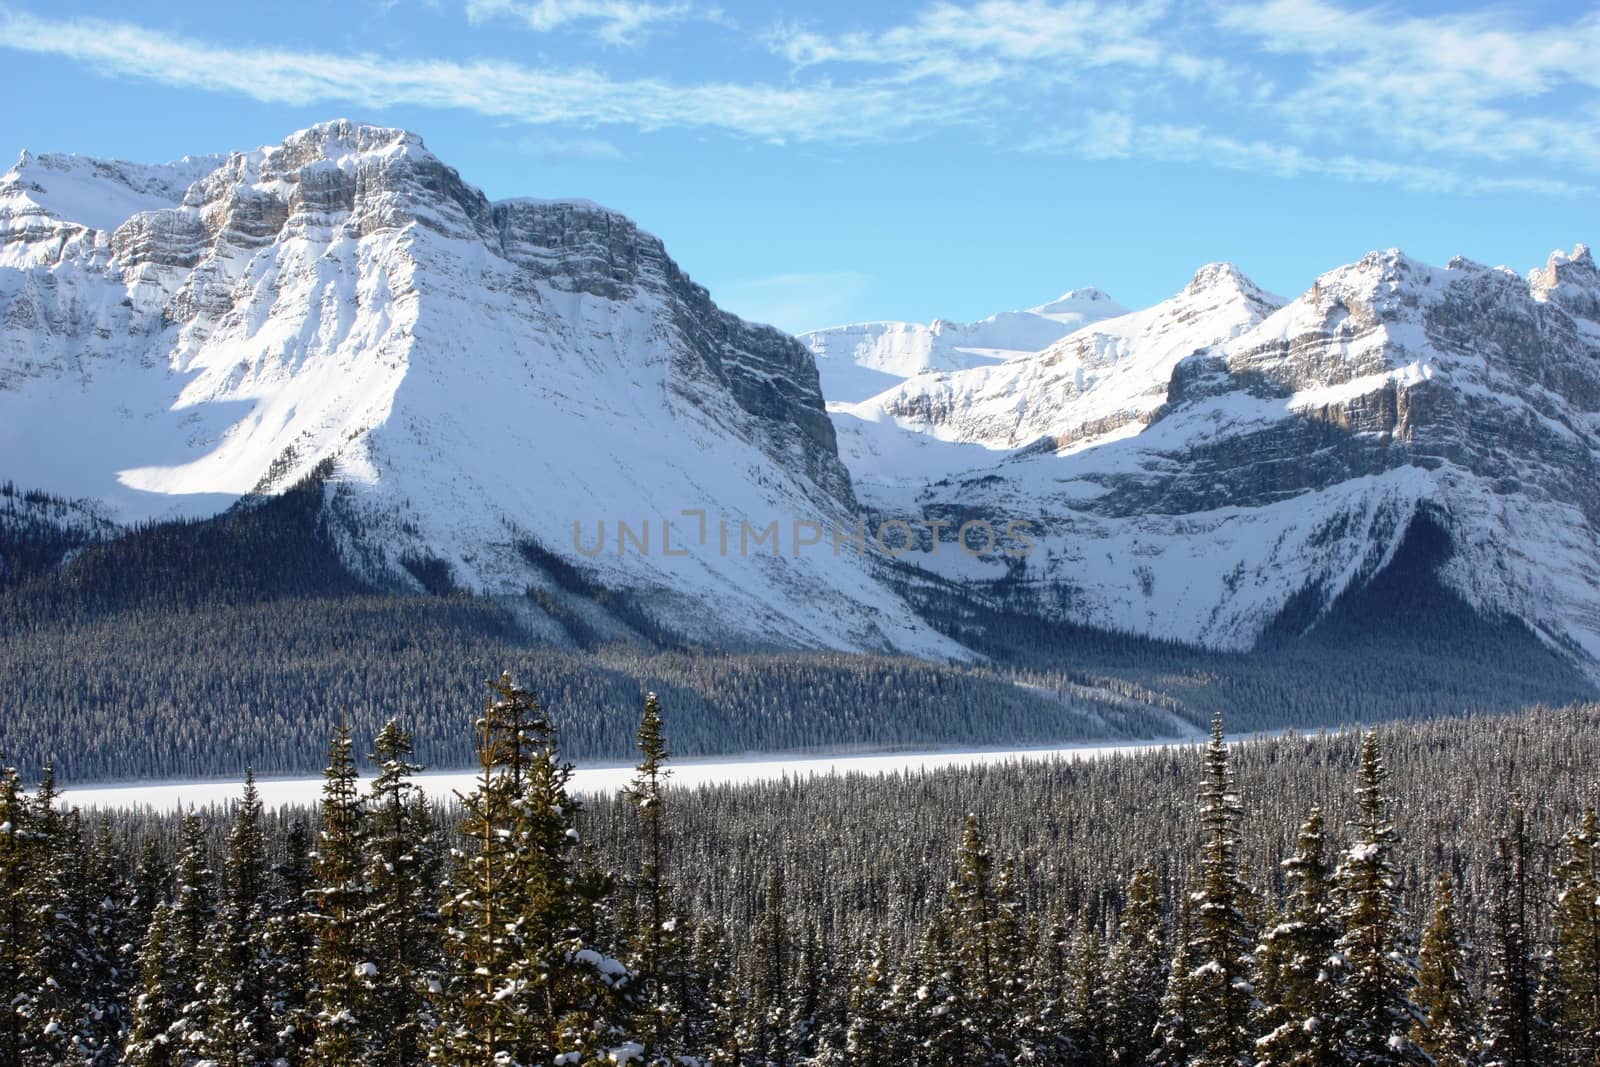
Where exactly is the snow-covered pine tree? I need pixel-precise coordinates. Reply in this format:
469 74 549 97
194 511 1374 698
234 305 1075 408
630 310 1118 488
944 812 1012 1064
689 919 742 1065
82 821 132 1063
1332 730 1425 1065
1483 791 1549 1067
1150 888 1200 1067
122 902 180 1067
266 819 315 1062
907 906 967 1066
197 772 278 1066
21 767 85 1063
1409 873 1476 1067
0 764 34 1065
168 811 216 1061
434 673 633 1065
306 724 372 1065
128 838 168 950
1253 808 1340 1067
623 692 696 1063
432 676 535 1065
842 938 896 1067
362 719 439 1066
1187 715 1256 1067
742 868 793 1067
1553 807 1600 1064
1064 913 1110 1067
1104 866 1166 1067
501 674 633 1064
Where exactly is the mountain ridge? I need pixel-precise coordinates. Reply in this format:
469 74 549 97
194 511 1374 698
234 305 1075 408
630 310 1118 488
4 118 1599 687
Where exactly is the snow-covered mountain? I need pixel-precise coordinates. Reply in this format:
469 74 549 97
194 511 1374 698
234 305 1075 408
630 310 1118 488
0 121 959 657
4 119 1599 679
854 246 1600 665
799 288 1124 402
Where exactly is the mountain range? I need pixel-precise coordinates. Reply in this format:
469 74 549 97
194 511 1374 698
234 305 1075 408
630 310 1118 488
5 120 1599 690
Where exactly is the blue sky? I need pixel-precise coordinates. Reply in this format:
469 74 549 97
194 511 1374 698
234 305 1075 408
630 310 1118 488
0 0 1595 333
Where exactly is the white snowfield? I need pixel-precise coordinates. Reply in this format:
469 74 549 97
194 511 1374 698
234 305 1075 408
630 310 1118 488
59 737 1206 813
800 288 1126 404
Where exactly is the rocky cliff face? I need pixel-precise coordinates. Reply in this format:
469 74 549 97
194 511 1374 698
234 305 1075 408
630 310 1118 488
0 121 953 656
874 245 1600 665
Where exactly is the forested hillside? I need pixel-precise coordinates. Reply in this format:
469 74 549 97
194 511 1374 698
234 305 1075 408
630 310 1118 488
2 682 1598 1064
4 470 1593 781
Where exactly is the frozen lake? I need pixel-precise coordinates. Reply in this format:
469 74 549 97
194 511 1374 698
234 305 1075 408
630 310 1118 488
60 735 1206 811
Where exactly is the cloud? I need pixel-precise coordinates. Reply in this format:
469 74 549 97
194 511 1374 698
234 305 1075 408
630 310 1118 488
0 9 947 142
1025 118 1595 197
709 272 872 335
463 0 704 46
0 1 1595 197
1217 0 1600 172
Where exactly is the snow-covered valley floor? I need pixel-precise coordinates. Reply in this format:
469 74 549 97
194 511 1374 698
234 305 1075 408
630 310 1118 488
61 736 1210 812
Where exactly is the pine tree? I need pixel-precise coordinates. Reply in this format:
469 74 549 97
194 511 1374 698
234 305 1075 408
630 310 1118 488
1333 731 1424 1065
267 819 316 1062
82 821 132 1064
433 673 632 1065
1254 808 1339 1067
1105 866 1166 1067
1151 889 1200 1067
306 725 371 1066
122 902 181 1067
200 771 277 1067
1484 791 1546 1067
689 920 741 1065
168 811 216 1062
744 868 793 1067
1064 914 1110 1067
843 938 897 1066
432 677 531 1065
1554 807 1600 1065
1188 716 1256 1067
504 675 631 1064
907 906 967 1066
362 719 439 1067
22 767 84 1064
623 692 695 1063
943 812 1012 1064
0 764 34 1066
1410 874 1476 1067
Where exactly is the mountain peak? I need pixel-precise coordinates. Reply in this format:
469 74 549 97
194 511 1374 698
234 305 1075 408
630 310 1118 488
275 119 427 158
1531 243 1596 289
1185 261 1256 296
1031 287 1121 316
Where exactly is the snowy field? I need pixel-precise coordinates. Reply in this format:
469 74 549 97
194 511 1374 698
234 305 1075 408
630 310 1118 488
60 737 1204 812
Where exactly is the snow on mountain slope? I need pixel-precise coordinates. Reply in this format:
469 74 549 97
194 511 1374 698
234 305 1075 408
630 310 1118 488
888 246 1600 664
0 121 962 657
831 265 1284 510
800 288 1124 403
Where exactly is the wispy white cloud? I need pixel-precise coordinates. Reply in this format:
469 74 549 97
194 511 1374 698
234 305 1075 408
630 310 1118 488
0 9 947 142
1025 117 1594 197
463 0 707 46
710 272 872 335
1218 0 1600 172
0 1 1595 197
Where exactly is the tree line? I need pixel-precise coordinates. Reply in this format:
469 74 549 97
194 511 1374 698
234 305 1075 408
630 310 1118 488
3 680 1600 1064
